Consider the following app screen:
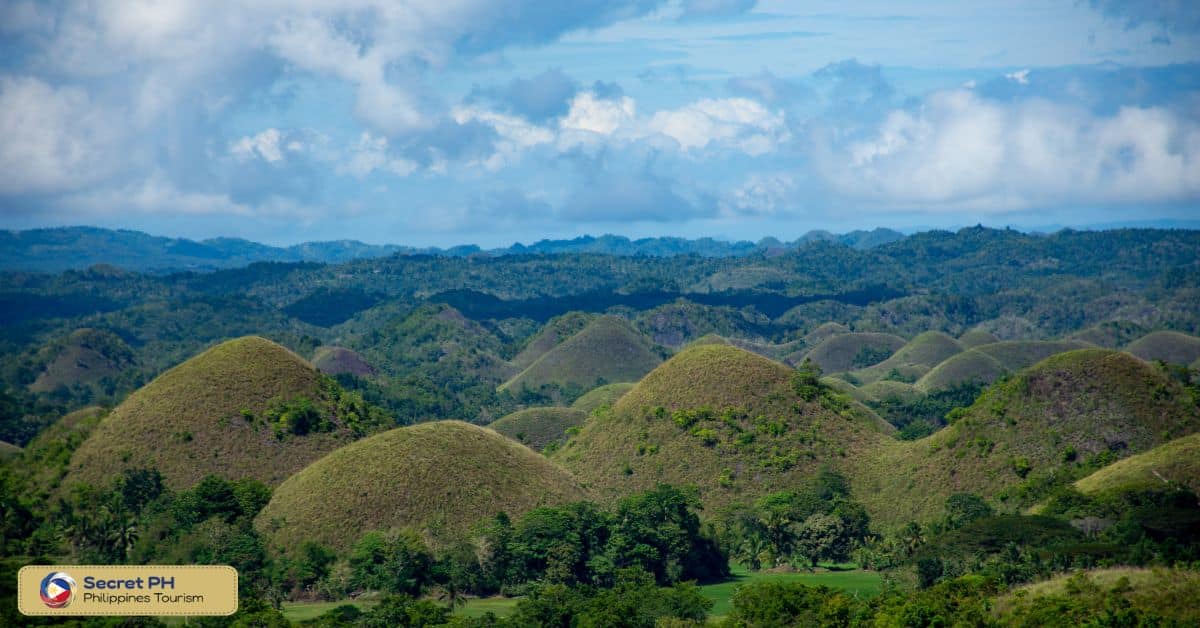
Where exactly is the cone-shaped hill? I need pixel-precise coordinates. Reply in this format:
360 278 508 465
1125 331 1200 366
312 346 375 377
489 407 589 452
855 349 1200 526
795 332 906 373
28 328 136 392
916 340 1091 392
499 316 662 394
553 344 895 510
256 421 587 554
1072 433 1200 497
65 337 384 490
850 331 964 384
958 329 999 349
510 311 596 370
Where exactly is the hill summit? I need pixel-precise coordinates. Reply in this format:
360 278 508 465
500 316 662 394
256 421 587 553
65 336 384 489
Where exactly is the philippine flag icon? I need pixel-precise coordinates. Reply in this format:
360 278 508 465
39 571 76 609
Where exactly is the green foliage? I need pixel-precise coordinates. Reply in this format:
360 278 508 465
349 530 435 596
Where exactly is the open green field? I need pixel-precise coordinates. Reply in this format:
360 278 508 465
699 565 883 618
282 599 380 622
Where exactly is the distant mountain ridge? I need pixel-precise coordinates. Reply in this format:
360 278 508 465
0 226 907 273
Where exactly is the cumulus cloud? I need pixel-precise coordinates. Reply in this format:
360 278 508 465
0 76 124 195
817 89 1200 209
646 98 788 154
726 70 814 106
467 68 580 123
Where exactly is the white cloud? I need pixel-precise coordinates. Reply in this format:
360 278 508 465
722 173 799 216
821 89 1200 210
232 128 286 163
338 133 419 178
646 98 787 155
560 92 638 136
0 77 124 196
1006 69 1031 85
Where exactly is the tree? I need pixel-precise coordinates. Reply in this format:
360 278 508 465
794 513 850 568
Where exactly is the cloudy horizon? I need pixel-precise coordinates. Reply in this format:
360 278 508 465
1 1 1198 247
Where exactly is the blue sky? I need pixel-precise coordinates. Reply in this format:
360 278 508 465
0 0 1197 246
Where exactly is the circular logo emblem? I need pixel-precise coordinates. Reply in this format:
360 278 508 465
39 571 76 609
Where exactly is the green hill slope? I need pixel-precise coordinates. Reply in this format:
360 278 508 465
65 337 385 489
256 421 587 553
916 340 1090 392
499 316 662 394
1125 330 1200 366
489 407 589 452
958 329 999 349
554 344 894 511
795 332 906 373
28 328 136 392
311 346 375 377
857 349 1200 526
850 331 963 384
1073 433 1200 496
571 383 636 414
510 311 595 370
0 441 20 459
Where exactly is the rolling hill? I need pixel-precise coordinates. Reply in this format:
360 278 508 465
856 349 1200 525
554 344 895 510
958 329 999 349
1072 433 1200 497
571 382 636 414
915 340 1091 392
28 328 137 393
489 407 589 452
849 331 964 384
510 311 595 370
499 316 662 394
794 332 907 373
1124 330 1200 366
0 441 20 459
63 337 378 490
311 346 375 377
255 421 587 553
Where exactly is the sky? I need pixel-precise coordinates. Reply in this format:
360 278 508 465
0 0 1198 247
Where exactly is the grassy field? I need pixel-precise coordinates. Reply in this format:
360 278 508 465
282 599 379 622
699 565 883 618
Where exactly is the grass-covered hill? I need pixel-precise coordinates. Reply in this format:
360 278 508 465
510 311 595 370
1125 330 1200 366
489 407 589 452
857 349 1200 525
499 316 663 395
958 329 998 349
915 339 1091 392
64 337 386 490
849 331 964 384
554 344 895 510
1073 433 1200 497
571 382 636 414
804 322 851 345
311 346 375 377
1068 321 1147 348
28 328 137 392
995 568 1200 625
256 420 587 553
794 332 907 373
19 406 107 491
